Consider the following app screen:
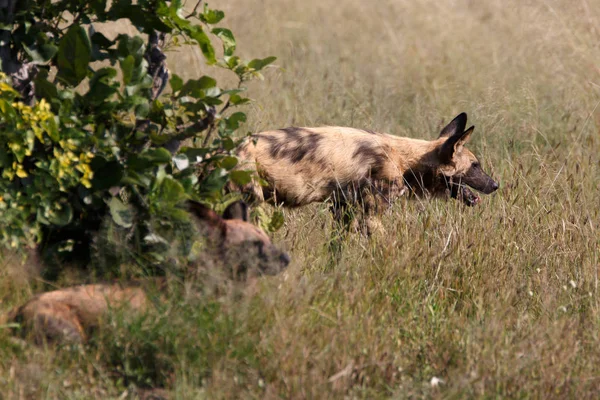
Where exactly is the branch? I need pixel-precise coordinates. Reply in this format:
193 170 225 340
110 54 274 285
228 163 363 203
185 0 203 19
145 31 169 101
132 31 171 152
163 106 216 154
137 25 221 155
201 77 243 146
175 107 216 139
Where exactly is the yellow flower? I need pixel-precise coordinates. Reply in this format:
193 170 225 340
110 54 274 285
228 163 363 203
0 82 17 94
9 142 20 152
15 165 28 178
81 178 92 188
37 98 50 112
76 155 94 188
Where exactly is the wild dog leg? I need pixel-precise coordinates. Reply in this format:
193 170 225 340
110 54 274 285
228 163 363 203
359 179 406 235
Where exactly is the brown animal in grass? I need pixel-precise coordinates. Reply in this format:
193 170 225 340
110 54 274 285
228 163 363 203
235 113 498 228
2 201 290 344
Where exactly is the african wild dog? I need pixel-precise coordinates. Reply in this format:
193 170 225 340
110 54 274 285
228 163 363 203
2 200 290 344
235 113 498 228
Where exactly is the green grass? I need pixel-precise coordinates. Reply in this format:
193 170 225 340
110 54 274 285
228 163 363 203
3 0 600 398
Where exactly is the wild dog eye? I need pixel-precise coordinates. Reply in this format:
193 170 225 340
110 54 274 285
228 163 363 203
472 162 480 168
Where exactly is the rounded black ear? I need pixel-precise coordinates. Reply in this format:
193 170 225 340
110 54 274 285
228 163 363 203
222 200 249 222
439 112 467 138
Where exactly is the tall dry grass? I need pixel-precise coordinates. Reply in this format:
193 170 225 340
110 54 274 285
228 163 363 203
2 0 600 398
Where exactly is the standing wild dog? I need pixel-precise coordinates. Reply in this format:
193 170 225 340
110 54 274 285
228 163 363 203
235 113 498 230
2 200 290 344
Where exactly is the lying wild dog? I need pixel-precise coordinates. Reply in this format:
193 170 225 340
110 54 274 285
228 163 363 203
235 113 498 228
2 200 290 344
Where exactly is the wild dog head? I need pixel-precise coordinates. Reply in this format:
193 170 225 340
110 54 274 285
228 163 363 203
187 200 290 278
434 113 499 205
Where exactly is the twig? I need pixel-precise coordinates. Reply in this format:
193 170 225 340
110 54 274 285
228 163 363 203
145 31 169 101
185 0 203 19
201 78 243 146
130 31 172 153
175 108 216 139
155 107 216 155
201 114 220 147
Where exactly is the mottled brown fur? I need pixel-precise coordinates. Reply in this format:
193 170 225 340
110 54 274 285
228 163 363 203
235 113 498 227
3 201 290 344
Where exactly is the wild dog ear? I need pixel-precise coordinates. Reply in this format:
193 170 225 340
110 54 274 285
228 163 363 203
222 200 249 221
187 200 224 228
439 112 468 138
439 125 475 163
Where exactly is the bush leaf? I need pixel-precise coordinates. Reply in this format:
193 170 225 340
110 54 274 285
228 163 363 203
109 197 134 228
248 56 277 72
212 28 236 56
57 25 92 87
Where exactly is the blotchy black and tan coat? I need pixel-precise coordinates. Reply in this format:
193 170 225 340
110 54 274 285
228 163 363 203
236 113 498 220
2 201 290 344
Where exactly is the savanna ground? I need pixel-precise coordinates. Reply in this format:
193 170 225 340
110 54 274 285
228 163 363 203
2 0 600 398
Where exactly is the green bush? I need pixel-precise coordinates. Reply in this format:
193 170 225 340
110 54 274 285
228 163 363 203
0 0 275 267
